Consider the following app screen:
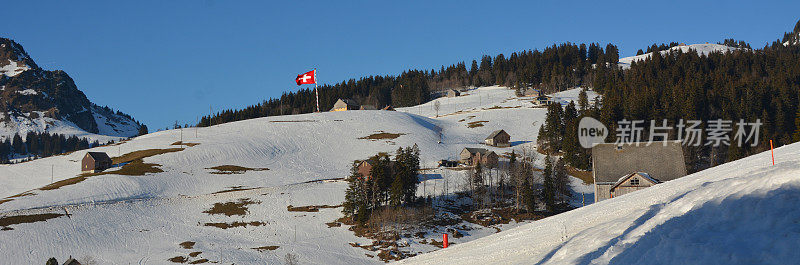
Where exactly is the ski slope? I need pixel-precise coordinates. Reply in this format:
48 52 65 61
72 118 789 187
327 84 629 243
400 142 800 264
0 86 598 264
618 43 743 69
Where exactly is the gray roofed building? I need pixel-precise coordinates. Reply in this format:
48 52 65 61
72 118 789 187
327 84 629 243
484 129 511 147
459 147 498 168
592 141 687 202
82 151 112 173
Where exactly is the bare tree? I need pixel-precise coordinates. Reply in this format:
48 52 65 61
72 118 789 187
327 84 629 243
285 253 299 265
434 100 441 117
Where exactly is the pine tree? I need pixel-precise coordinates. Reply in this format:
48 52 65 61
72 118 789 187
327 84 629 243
578 89 589 112
343 162 369 224
793 105 800 142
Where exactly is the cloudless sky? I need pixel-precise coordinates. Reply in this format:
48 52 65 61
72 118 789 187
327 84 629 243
2 0 799 130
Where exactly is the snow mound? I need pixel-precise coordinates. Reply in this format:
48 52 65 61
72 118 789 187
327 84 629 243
619 44 743 69
399 142 800 264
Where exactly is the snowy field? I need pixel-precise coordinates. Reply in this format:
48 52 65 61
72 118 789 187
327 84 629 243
0 86 597 264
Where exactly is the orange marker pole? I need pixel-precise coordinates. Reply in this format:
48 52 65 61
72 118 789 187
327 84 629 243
443 234 449 248
770 140 775 166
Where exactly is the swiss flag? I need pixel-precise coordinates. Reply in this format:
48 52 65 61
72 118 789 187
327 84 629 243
295 69 316 85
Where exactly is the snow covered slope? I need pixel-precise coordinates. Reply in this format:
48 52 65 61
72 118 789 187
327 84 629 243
618 43 743 69
0 86 602 264
399 142 800 264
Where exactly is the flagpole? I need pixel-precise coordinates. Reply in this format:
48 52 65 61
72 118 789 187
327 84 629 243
314 68 320 112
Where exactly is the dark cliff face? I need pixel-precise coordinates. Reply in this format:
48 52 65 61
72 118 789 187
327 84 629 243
0 37 135 135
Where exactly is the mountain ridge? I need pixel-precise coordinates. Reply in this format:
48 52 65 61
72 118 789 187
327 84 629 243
0 37 142 142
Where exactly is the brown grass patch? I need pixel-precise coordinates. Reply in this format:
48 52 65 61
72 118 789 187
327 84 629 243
252 245 279 252
8 191 35 198
0 213 64 230
567 166 593 184
206 165 269 174
188 259 208 264
188 251 202 257
203 199 258 216
326 221 342 228
204 221 266 229
467 121 488 128
107 159 166 176
172 141 200 147
359 132 405 140
112 148 184 165
287 204 341 212
39 176 88 191
0 199 12 205
179 241 196 249
212 186 258 194
168 256 188 263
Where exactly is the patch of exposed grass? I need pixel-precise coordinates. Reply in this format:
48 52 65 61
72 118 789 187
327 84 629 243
112 148 184 165
168 256 188 263
204 221 266 229
567 166 593 184
467 121 488 128
206 165 269 175
179 241 196 249
203 198 258 217
188 259 208 264
108 159 166 176
172 141 200 147
40 176 88 191
0 213 64 229
252 246 279 252
326 222 342 228
359 132 405 140
0 199 12 205
8 191 35 198
287 204 341 212
212 186 258 194
188 252 201 257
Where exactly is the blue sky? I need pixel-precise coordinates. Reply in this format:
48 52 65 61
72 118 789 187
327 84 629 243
2 1 798 130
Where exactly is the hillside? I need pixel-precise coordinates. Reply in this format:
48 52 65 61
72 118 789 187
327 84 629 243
399 142 800 264
0 87 599 264
0 38 141 143
618 43 743 69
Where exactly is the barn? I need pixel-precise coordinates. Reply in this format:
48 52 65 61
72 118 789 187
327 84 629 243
82 152 112 173
592 141 687 202
484 129 510 147
523 88 541 97
459 147 498 168
446 89 461 98
609 172 660 198
330 98 360 111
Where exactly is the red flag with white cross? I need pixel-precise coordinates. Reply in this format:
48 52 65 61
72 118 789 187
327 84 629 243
295 69 316 85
